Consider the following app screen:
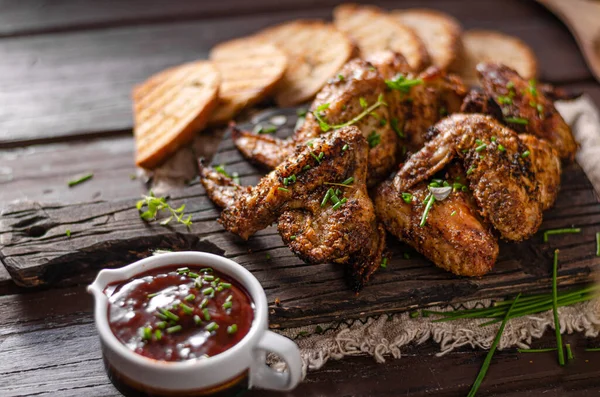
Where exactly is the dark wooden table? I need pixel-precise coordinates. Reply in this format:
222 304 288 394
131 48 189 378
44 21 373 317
1 0 599 395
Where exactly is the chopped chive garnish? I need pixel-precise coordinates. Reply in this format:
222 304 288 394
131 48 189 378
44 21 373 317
367 131 381 148
147 292 160 298
521 150 530 158
332 200 343 210
202 287 214 296
155 313 168 320
517 348 557 353
142 326 152 341
223 301 233 310
202 308 211 321
506 81 515 89
390 118 405 138
497 144 506 152
497 96 512 105
156 321 167 329
158 308 179 322
200 298 209 308
166 325 182 334
359 97 368 108
216 286 223 292
466 294 521 397
220 282 232 289
184 294 195 302
475 144 487 152
200 268 213 273
204 275 215 281
187 272 200 278
341 177 354 185
180 303 194 315
342 144 349 151
302 165 311 171
596 232 600 256
215 165 231 178
194 314 202 325
466 166 475 175
297 108 307 117
67 173 93 187
65 229 71 238
409 311 419 318
403 253 410 259
380 118 387 126
321 188 333 207
226 295 233 302
401 192 413 204
227 324 238 334
543 228 581 243
259 126 277 134
206 322 219 332
309 150 322 164
566 344 574 360
419 194 436 227
504 117 529 125
585 348 600 351
318 152 324 161
337 74 344 81
290 235 296 240
278 187 290 193
177 267 190 274
380 258 388 268
451 210 457 216
552 249 565 366
154 329 162 341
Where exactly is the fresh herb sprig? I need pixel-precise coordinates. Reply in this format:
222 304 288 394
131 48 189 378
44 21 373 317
136 191 192 227
67 173 93 187
313 94 387 132
385 74 423 93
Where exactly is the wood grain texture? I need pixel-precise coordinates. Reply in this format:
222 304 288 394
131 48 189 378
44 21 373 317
0 0 591 146
0 284 598 396
1 108 598 329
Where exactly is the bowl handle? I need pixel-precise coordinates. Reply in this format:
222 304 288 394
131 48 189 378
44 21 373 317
251 330 302 391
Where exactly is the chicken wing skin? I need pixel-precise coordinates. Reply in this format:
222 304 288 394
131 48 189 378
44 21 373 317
476 62 577 161
374 166 498 277
233 58 397 185
520 134 561 210
394 114 544 241
201 126 385 290
367 52 468 153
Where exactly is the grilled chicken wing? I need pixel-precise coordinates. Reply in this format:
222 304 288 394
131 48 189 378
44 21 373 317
520 134 561 210
234 58 397 185
201 126 385 290
475 62 577 161
368 52 468 153
375 163 498 276
394 114 551 241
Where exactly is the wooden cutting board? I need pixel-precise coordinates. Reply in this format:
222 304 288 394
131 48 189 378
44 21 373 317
0 107 599 329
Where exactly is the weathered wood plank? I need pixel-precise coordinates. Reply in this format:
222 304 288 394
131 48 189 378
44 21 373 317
0 1 591 146
0 287 597 397
1 107 598 328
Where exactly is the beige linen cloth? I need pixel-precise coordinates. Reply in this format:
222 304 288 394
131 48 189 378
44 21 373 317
269 96 600 376
151 96 600 375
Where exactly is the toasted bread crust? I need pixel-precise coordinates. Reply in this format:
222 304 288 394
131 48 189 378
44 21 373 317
393 9 463 71
459 29 538 86
253 20 353 106
333 3 430 71
133 61 220 169
209 39 287 124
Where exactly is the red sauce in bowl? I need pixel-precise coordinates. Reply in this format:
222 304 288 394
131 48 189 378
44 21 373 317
104 265 254 362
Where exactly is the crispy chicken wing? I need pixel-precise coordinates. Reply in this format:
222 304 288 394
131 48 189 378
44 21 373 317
201 126 385 290
394 114 548 241
234 58 397 185
374 163 498 276
519 134 561 210
368 52 468 153
475 62 577 161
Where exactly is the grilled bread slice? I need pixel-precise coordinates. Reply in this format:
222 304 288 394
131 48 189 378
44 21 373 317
393 9 462 71
209 39 288 124
253 20 353 107
460 29 538 86
133 61 220 169
333 4 429 71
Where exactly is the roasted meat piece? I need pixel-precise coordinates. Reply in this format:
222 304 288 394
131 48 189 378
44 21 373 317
368 52 468 153
233 58 397 185
394 114 560 241
374 163 498 277
474 62 577 161
200 126 385 290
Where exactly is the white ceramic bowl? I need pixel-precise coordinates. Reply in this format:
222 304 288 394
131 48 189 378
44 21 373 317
88 251 302 395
